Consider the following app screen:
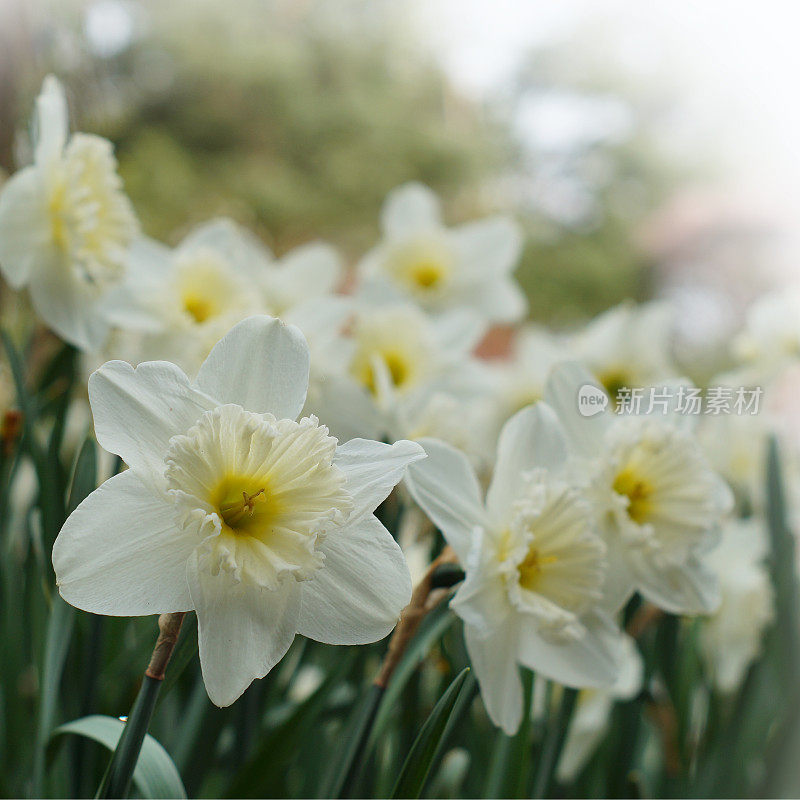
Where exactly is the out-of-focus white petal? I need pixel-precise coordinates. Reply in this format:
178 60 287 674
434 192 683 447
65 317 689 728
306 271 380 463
284 294 352 344
28 266 111 351
0 168 49 288
544 361 611 457
557 693 615 782
53 470 196 615
597 535 637 613
404 438 487 563
464 621 524 736
334 437 426 521
181 217 273 272
485 404 568 521
462 277 528 324
34 75 68 164
632 552 721 615
517 612 624 690
297 514 411 644
450 216 522 278
451 561 510 635
614 635 644 699
431 309 487 356
195 316 310 419
89 360 215 474
189 554 301 707
278 241 342 296
304 375 383 443
381 182 441 238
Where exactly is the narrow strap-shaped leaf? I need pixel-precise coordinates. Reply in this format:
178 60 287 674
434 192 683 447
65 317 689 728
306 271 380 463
531 686 579 798
52 715 186 799
31 439 96 795
505 668 535 797
390 667 473 799
322 682 384 798
32 597 75 796
97 676 163 798
66 437 98 515
371 603 457 743
766 437 800 676
1 331 66 541
484 730 513 798
226 649 357 797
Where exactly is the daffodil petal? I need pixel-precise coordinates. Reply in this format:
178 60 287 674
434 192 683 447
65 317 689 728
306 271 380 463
485 403 568 521
297 514 411 645
89 359 215 474
404 437 488 562
633 553 721 615
381 182 441 238
277 241 342 296
34 75 68 164
195 316 310 419
464 621 524 736
28 265 111 352
450 216 522 278
517 612 624 690
0 167 49 289
189 555 300 707
458 276 528 324
451 564 510 637
334 438 426 521
304 374 383 443
544 361 611 457
181 217 273 273
52 470 196 615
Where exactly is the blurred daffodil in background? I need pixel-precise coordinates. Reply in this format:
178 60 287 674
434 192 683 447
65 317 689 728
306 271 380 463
2 3 800 799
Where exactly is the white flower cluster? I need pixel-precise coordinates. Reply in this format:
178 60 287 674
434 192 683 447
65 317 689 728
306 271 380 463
0 77 785 747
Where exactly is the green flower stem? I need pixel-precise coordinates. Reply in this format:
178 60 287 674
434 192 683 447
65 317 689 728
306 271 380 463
531 686 579 799
332 546 461 797
97 612 186 798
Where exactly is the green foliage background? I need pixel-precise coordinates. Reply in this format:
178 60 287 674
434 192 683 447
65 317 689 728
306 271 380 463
3 0 682 326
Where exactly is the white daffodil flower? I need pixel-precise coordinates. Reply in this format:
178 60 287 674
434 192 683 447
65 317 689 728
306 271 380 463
487 324 568 439
697 412 772 515
53 316 424 706
405 404 627 735
357 182 526 323
109 221 347 378
107 220 269 371
315 302 488 443
568 301 677 400
699 517 774 693
544 362 733 615
730 286 800 385
394 389 497 473
261 241 343 317
0 76 139 350
347 304 486 406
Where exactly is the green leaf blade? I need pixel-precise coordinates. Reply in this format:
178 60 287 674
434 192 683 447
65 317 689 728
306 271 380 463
390 667 473 800
52 714 186 799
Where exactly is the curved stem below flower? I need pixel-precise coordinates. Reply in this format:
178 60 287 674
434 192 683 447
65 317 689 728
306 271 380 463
97 612 186 798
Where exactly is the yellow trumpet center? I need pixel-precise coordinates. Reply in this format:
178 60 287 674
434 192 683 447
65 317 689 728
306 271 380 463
209 475 280 537
517 547 559 592
183 293 216 324
613 468 654 524
409 259 447 290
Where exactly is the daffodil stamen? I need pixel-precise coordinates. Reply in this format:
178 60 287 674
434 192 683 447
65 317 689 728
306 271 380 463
219 488 267 529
